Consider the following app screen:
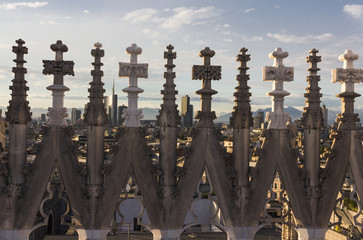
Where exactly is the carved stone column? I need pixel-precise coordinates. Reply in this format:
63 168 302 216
6 39 32 186
296 228 327 240
230 48 253 210
302 49 322 226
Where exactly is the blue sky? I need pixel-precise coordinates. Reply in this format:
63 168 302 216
0 0 363 117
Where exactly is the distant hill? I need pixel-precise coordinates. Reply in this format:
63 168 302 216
216 107 303 124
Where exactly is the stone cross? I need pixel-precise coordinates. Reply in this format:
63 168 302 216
263 48 294 129
43 40 74 126
192 47 221 122
332 50 363 93
119 43 148 127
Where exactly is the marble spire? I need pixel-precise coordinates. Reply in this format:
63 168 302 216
331 50 363 129
6 39 32 124
119 43 148 127
192 47 221 127
157 44 180 127
43 40 74 126
230 47 253 129
84 42 107 126
302 49 322 129
263 47 294 129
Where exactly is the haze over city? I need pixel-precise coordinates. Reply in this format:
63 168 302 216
0 0 363 117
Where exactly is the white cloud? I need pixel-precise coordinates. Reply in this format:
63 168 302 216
123 7 220 30
0 2 48 10
266 32 333 43
223 38 233 43
123 8 161 23
343 4 363 19
83 9 90 14
223 24 230 28
244 8 255 13
39 20 55 25
161 7 219 30
243 36 263 42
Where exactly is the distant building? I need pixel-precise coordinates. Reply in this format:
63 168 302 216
118 105 127 125
71 108 81 125
253 111 264 129
41 113 46 122
181 95 193 128
104 80 118 125
321 105 328 128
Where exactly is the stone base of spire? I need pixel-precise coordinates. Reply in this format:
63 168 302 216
266 112 291 129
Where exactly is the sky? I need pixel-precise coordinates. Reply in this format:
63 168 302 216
0 0 363 118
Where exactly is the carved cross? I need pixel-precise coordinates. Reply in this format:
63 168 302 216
263 48 294 114
307 48 321 75
119 43 148 127
43 40 74 85
192 47 221 115
332 50 363 93
12 39 28 66
164 44 176 70
263 48 294 129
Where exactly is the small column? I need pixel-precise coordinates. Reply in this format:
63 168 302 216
230 48 253 208
6 39 32 186
157 45 180 194
263 48 294 129
43 40 74 126
119 44 148 127
331 50 363 130
296 227 327 240
192 47 221 127
84 43 107 187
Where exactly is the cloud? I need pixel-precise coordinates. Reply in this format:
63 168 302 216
124 7 220 30
123 8 161 23
0 2 48 10
243 36 263 42
39 20 55 25
343 4 363 19
83 9 90 14
266 32 333 43
244 8 255 13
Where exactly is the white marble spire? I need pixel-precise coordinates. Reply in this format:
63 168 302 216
43 40 74 126
332 50 363 93
119 43 148 127
263 47 294 129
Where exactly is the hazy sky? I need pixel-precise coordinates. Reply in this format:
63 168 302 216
0 0 363 117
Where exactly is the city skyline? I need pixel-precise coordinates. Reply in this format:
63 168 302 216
0 1 363 117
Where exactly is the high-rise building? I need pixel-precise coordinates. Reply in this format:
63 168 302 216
118 105 127 125
71 108 81 125
104 80 118 125
321 104 328 128
181 95 193 128
253 111 264 129
40 113 46 122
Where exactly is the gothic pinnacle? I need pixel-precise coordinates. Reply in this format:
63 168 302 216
157 44 180 127
6 39 32 124
302 49 322 129
84 42 107 126
230 47 253 129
